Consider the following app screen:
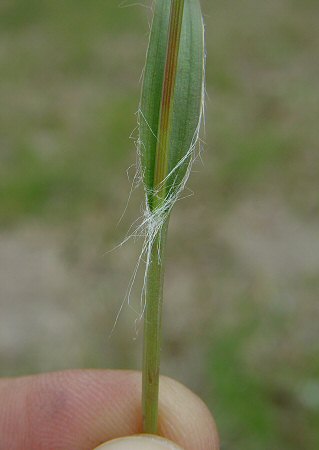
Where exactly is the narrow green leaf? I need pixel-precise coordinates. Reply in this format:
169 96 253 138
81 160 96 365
139 0 204 211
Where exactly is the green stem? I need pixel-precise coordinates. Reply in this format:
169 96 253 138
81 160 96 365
142 0 185 434
142 219 169 433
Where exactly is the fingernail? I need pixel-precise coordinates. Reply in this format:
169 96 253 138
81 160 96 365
93 435 184 449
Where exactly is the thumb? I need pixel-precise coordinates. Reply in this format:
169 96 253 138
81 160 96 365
94 435 184 449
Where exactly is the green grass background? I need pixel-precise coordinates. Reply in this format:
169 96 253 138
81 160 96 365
1 1 319 449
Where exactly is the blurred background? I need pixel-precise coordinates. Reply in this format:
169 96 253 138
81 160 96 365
0 0 318 448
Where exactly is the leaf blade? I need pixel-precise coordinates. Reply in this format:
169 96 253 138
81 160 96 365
139 0 204 209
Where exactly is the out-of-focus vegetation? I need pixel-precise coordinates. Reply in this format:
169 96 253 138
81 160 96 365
0 1 318 449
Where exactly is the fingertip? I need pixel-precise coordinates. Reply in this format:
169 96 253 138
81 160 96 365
0 370 219 450
94 435 184 450
159 377 219 450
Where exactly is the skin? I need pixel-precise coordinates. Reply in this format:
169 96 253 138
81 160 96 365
0 370 219 450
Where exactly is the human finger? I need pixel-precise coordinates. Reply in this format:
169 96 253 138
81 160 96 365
0 370 218 450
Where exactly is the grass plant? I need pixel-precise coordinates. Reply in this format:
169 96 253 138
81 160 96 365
3 1 317 448
138 0 205 433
